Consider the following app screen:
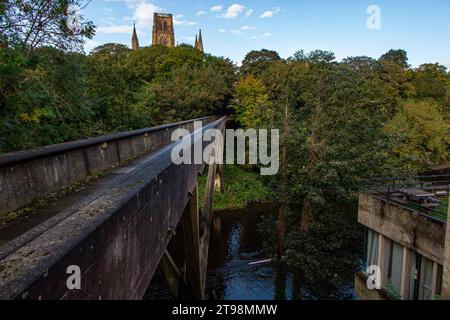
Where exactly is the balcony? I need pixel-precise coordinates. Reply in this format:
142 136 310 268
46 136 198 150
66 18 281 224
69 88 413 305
356 175 450 300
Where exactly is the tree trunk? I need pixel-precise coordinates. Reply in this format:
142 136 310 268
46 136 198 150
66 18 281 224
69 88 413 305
277 92 290 260
300 198 310 232
276 207 286 260
300 74 322 231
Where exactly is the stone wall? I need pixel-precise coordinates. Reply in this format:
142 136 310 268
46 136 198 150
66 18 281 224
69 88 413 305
354 272 390 300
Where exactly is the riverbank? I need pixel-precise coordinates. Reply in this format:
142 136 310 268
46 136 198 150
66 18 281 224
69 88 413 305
199 165 271 210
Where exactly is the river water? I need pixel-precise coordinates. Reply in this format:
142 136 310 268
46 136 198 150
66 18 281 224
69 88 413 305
144 204 357 300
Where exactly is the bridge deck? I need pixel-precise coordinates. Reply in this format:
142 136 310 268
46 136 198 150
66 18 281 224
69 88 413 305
0 143 174 254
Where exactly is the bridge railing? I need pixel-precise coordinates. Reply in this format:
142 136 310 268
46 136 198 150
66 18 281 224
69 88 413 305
0 116 217 218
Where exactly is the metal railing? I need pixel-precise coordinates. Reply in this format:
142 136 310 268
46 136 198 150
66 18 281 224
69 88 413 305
364 175 450 224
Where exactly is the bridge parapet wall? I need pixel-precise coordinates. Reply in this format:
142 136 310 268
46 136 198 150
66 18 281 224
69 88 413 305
0 117 216 218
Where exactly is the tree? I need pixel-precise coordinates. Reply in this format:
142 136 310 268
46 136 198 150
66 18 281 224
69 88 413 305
0 46 95 152
290 49 335 63
412 63 448 102
0 0 95 52
379 49 409 69
89 43 129 56
383 100 449 173
232 75 272 128
240 49 281 77
86 43 139 132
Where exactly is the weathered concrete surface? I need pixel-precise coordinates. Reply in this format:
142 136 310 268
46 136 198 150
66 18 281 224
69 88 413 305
0 117 215 218
0 117 226 300
354 272 390 300
442 194 450 300
358 194 446 264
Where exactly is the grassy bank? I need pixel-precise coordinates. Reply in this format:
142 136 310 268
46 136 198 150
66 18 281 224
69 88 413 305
199 165 271 210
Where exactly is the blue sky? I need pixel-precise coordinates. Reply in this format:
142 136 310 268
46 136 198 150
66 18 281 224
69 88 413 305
82 0 450 68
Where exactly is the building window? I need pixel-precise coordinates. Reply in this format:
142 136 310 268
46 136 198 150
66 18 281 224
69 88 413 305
365 229 379 268
435 264 443 297
407 253 442 300
418 256 434 300
383 238 404 295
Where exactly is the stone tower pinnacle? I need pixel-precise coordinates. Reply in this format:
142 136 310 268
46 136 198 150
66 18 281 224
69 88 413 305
131 22 139 50
195 29 204 52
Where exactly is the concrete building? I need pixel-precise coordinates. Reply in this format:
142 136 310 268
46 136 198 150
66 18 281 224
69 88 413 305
355 176 450 300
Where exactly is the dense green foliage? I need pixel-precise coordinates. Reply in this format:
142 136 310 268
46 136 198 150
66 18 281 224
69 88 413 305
1 1 95 52
0 44 236 152
234 48 450 298
199 165 271 210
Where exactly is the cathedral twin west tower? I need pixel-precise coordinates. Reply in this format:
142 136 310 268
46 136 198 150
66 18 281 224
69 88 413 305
131 13 204 52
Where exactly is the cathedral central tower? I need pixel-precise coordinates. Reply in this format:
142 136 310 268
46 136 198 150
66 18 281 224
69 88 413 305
152 13 175 48
132 12 204 51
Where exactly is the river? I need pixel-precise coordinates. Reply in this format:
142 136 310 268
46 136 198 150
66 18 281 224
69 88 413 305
144 204 358 300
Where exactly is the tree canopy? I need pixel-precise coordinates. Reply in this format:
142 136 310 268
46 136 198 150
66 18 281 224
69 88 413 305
234 48 450 297
0 0 95 52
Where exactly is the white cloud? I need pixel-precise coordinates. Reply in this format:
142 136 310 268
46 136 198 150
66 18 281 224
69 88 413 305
229 29 242 36
241 25 255 31
244 9 253 18
84 39 101 52
219 28 226 33
103 7 113 15
196 10 207 17
174 13 197 26
211 5 223 12
250 32 272 39
97 24 133 34
260 7 281 18
260 11 273 18
220 4 245 19
134 2 160 26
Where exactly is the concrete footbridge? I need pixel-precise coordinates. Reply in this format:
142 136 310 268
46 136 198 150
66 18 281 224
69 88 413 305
0 116 226 300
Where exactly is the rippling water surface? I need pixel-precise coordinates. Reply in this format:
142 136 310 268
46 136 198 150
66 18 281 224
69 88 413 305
145 205 356 300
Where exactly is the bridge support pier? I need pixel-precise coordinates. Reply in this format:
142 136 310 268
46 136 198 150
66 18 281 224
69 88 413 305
159 161 220 300
198 162 217 298
182 184 203 300
159 123 225 301
159 250 190 299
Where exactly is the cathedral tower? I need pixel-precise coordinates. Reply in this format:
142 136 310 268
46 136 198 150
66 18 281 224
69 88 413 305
131 22 139 50
152 13 175 48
